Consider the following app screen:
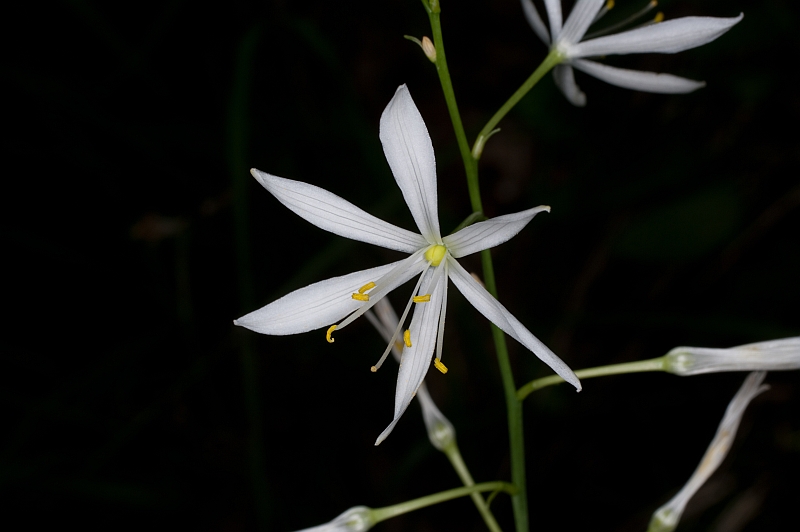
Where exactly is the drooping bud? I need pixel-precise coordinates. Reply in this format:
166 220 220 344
293 505 374 532
646 372 769 532
664 337 800 376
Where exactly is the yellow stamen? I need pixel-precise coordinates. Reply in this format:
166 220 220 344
434 358 448 374
351 293 369 302
326 325 337 343
358 282 376 294
403 330 412 347
370 365 378 373
654 11 664 23
413 294 431 303
424 245 447 266
606 0 614 9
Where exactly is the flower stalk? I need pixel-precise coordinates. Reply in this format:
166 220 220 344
371 482 518 524
424 6 559 532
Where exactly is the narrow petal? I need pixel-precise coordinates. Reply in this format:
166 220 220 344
572 59 706 93
251 169 427 253
234 260 409 335
558 0 605 45
553 64 587 106
446 258 580 390
443 206 550 258
375 268 446 445
521 0 550 44
570 14 744 58
380 85 442 244
648 372 768 532
543 0 563 41
367 298 455 451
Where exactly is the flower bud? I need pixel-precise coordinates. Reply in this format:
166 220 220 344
421 36 436 62
417 386 455 451
294 506 374 532
664 337 800 376
647 372 769 532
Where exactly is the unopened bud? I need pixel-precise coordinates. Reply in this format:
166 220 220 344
417 386 455 451
664 337 800 376
421 36 436 62
293 506 374 532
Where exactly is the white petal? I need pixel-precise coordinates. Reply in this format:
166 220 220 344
375 268 446 445
234 259 411 335
543 0 563 41
380 85 442 244
570 14 744 58
446 258 581 390
443 206 550 258
553 64 587 106
572 59 706 93
521 0 550 44
558 0 605 45
251 169 427 253
649 372 768 531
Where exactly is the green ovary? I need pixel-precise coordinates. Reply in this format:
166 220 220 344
424 245 447 266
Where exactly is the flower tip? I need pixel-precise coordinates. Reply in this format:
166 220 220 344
543 205 551 213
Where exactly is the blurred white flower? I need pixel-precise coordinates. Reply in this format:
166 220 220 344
665 337 800 376
521 0 742 105
293 506 373 532
235 85 579 444
647 371 769 532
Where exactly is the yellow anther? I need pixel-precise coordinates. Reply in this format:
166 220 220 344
650 1 658 6
424 245 447 266
351 293 369 302
606 0 614 9
357 282 376 294
433 358 448 374
370 366 378 373
326 325 337 343
403 330 412 347
654 11 664 23
413 294 431 303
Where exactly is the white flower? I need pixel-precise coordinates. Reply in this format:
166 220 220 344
366 298 455 451
235 85 580 444
647 371 769 532
665 337 800 376
521 0 743 105
293 506 373 532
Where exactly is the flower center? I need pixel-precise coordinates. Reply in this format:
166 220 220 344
424 245 447 266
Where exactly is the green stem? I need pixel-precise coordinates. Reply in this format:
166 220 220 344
517 357 668 401
426 7 528 530
444 443 504 532
371 482 517 524
427 5 481 211
472 50 561 160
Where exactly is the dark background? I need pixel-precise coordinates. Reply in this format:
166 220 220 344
3 0 798 530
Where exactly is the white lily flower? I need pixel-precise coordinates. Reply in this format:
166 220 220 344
293 506 373 532
521 0 743 105
665 336 800 376
647 371 769 532
235 85 580 444
366 298 455 451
